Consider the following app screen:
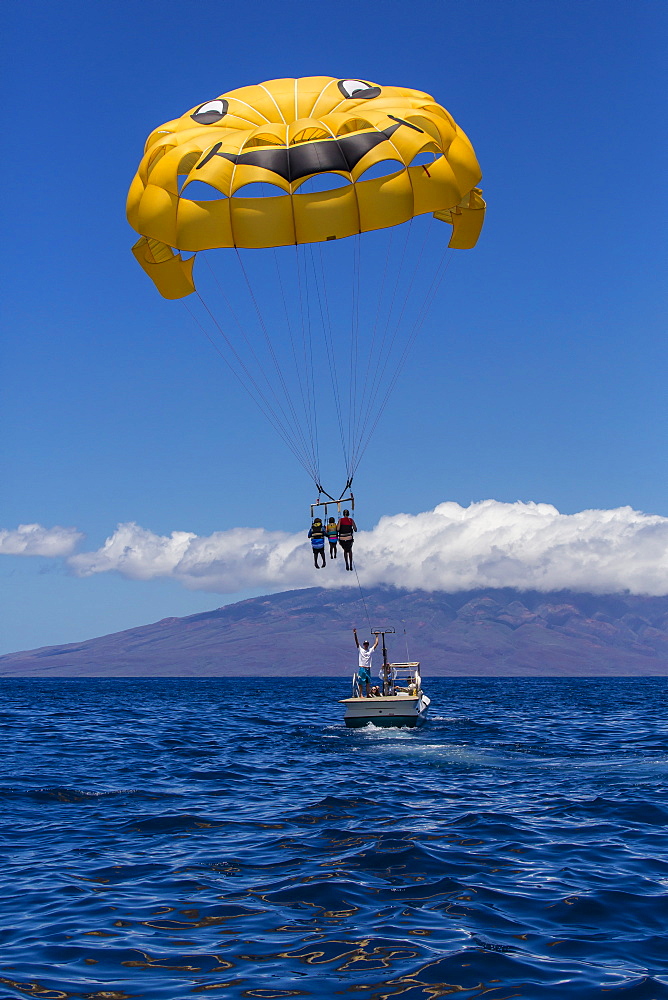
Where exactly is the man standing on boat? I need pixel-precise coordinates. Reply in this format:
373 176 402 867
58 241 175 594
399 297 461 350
353 628 379 697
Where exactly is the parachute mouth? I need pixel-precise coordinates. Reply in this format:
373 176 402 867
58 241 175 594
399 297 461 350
196 121 403 184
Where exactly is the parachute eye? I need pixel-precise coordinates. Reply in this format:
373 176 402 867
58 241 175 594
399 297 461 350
191 99 229 125
337 80 381 100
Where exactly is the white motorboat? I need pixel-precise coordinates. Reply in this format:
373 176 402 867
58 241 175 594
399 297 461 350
340 660 431 729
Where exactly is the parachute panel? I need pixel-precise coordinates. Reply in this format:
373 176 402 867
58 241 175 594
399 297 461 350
293 185 360 245
136 185 179 247
437 188 486 249
132 238 195 299
356 171 415 234
409 155 461 217
176 197 234 252
230 193 295 250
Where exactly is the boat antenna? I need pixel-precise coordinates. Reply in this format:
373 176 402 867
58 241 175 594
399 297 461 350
372 626 396 695
403 627 410 661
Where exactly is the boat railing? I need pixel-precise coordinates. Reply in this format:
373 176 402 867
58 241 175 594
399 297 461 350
388 662 421 694
351 662 421 698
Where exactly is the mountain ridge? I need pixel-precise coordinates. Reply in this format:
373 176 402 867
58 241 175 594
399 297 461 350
2 586 668 677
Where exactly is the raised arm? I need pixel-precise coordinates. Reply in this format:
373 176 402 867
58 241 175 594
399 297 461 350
353 628 360 648
372 635 379 650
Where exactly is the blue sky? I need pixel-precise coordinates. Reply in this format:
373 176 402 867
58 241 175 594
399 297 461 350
2 0 666 654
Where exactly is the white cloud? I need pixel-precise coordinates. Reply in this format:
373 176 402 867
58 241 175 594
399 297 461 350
357 501 668 595
68 522 307 591
0 523 83 557
69 523 198 580
62 500 668 596
4 502 668 595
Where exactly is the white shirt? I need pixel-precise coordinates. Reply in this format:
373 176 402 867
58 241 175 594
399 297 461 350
358 646 373 668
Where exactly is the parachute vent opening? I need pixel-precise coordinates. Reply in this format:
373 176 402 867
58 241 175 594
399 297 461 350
147 145 175 173
233 182 289 198
178 151 202 174
357 159 405 182
295 173 351 194
181 180 228 201
336 118 373 136
244 134 284 149
409 150 439 167
291 127 332 145
144 237 177 264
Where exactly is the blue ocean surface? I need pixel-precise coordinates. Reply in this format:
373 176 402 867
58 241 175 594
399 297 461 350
1 677 667 999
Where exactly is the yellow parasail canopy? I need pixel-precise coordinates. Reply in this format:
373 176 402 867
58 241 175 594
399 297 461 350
127 76 485 299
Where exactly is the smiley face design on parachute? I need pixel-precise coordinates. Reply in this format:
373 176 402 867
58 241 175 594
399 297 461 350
127 76 485 298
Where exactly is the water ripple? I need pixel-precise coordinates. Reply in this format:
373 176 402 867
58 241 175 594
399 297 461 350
0 676 667 998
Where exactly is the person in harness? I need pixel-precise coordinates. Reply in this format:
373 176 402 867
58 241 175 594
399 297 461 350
308 518 326 568
326 517 338 559
337 509 357 571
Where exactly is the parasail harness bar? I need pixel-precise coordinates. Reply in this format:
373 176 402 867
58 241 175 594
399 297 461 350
310 480 354 520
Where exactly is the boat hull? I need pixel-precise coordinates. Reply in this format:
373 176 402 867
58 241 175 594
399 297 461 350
340 695 430 729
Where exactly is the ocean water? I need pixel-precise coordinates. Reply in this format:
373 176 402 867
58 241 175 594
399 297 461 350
1 677 667 999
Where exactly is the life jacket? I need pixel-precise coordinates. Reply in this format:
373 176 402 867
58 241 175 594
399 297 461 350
326 522 338 540
338 516 354 541
310 519 325 545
